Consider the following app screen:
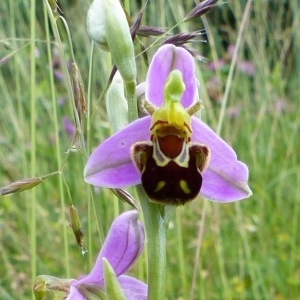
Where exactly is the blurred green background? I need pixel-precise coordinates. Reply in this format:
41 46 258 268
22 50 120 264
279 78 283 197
0 0 299 299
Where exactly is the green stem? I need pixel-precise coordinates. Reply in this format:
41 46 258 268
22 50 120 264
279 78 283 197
216 0 253 135
136 185 166 300
30 0 37 298
125 80 138 122
43 0 86 157
175 208 187 294
86 42 95 269
43 2 70 277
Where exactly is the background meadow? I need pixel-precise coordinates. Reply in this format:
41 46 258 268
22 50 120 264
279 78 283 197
0 0 299 299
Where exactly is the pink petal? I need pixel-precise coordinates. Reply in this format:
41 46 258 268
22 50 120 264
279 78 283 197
146 44 198 107
66 286 86 300
74 211 144 287
84 117 151 187
191 117 252 202
118 275 148 300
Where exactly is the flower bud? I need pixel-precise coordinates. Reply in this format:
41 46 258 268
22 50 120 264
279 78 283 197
106 71 129 133
86 0 136 84
86 0 108 50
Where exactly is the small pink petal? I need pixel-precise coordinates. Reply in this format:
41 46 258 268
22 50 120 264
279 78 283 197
118 275 148 300
66 286 86 300
146 44 198 108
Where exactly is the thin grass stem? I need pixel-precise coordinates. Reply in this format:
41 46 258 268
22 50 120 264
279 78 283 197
216 0 253 135
29 0 37 298
43 2 70 277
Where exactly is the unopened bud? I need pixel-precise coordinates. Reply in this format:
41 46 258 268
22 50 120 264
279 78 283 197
86 0 108 49
86 0 136 84
106 71 128 133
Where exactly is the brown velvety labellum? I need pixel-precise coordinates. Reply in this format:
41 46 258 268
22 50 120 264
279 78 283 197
132 131 210 205
140 146 202 205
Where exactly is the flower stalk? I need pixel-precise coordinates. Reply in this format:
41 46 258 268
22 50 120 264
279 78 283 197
137 185 166 300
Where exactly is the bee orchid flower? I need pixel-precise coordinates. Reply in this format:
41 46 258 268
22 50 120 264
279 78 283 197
84 44 252 204
67 210 146 300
